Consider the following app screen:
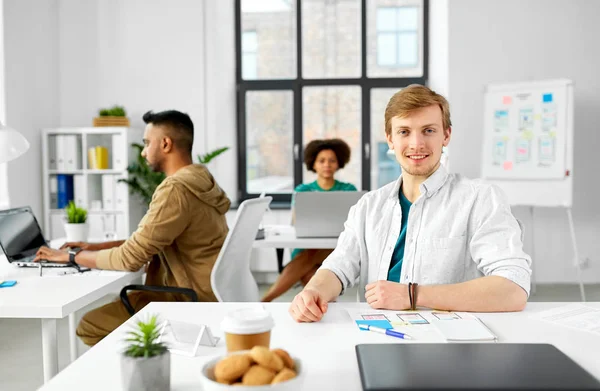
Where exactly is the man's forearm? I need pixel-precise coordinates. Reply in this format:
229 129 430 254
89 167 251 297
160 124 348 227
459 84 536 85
99 240 126 250
416 276 528 312
304 269 343 302
73 251 99 269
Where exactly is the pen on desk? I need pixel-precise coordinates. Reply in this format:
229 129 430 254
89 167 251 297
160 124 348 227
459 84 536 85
39 262 42 277
359 324 413 340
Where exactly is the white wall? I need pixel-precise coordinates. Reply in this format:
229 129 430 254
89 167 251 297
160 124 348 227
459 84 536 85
4 0 59 221
448 0 600 283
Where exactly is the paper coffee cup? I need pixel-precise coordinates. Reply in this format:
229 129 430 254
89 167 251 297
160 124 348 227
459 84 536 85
221 308 275 352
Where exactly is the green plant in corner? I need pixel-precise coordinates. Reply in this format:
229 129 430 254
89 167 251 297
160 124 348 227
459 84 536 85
65 201 87 224
123 315 167 358
197 146 229 164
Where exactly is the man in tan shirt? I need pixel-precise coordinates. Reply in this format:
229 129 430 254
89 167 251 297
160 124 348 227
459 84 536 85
34 110 231 345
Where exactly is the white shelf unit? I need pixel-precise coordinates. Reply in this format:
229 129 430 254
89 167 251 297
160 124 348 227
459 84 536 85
42 127 145 241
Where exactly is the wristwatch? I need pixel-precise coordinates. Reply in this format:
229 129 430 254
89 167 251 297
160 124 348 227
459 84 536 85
68 247 82 265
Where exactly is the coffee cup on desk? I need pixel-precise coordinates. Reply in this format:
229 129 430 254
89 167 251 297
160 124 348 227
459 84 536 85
221 308 275 353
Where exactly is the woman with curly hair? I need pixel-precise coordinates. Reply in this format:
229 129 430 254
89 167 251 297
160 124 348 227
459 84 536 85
261 138 357 302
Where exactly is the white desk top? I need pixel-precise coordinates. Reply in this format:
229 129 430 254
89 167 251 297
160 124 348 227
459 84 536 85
0 255 142 319
252 225 338 249
40 302 600 390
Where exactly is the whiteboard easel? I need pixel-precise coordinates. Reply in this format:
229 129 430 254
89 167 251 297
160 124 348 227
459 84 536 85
481 79 585 301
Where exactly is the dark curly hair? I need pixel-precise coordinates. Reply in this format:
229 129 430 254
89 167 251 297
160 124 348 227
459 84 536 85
304 138 351 173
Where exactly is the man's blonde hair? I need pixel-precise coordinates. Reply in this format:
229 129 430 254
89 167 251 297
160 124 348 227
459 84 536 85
384 84 452 135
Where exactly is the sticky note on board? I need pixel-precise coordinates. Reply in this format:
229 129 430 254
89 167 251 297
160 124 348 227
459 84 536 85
543 93 553 103
503 161 513 171
502 96 512 105
522 130 534 140
356 320 393 330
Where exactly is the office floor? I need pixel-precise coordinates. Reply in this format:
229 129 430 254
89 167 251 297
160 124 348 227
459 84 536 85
2 283 599 391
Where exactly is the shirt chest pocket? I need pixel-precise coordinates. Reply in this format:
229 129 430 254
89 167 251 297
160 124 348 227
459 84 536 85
417 236 468 283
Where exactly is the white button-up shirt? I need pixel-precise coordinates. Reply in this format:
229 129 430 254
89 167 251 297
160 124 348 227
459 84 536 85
320 165 532 301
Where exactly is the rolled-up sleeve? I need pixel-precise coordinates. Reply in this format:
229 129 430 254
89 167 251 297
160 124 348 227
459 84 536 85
96 183 191 271
320 201 363 294
469 185 532 296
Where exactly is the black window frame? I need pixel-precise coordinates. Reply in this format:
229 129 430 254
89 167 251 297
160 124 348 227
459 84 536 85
235 0 429 204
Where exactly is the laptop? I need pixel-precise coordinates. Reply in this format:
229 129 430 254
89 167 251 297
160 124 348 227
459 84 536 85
356 343 600 390
294 191 366 238
0 206 69 267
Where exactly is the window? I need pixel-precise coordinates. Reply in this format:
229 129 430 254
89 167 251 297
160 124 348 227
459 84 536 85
376 7 418 68
242 31 258 80
236 0 428 202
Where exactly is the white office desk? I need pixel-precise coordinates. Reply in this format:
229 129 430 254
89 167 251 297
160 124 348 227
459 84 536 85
40 302 600 390
252 225 338 249
0 253 142 383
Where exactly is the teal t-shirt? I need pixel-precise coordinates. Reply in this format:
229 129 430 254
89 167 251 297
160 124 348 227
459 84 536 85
387 191 412 282
290 180 357 260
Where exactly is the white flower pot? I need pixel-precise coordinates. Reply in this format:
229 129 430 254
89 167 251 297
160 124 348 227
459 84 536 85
64 223 89 242
121 351 171 391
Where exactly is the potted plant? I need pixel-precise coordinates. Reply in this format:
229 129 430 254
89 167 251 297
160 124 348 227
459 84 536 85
64 201 88 242
94 105 130 127
119 144 229 207
121 315 170 391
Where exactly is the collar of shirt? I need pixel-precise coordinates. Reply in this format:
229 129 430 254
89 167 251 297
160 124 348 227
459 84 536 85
386 164 449 202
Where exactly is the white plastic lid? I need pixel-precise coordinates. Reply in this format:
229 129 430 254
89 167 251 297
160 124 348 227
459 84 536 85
221 308 275 335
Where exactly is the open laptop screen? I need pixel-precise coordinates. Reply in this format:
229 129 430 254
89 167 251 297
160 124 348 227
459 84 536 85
0 208 47 258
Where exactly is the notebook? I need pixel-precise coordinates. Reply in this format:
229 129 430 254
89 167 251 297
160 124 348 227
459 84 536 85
431 317 497 342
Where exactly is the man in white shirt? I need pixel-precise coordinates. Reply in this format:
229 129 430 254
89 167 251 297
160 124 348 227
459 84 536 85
289 85 532 322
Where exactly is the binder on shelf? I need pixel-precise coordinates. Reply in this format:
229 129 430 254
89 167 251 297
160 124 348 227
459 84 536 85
116 214 127 239
56 135 66 171
95 146 109 169
48 136 57 170
114 175 128 211
88 147 96 169
49 176 58 209
112 134 126 170
73 175 87 208
102 174 115 210
64 135 81 170
56 174 74 209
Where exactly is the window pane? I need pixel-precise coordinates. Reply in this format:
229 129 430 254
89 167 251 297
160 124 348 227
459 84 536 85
241 0 297 79
242 53 257 79
376 33 397 66
302 86 361 189
398 32 417 66
242 31 257 52
371 88 402 189
397 6 418 30
367 0 423 78
376 7 397 31
246 91 294 194
302 0 361 79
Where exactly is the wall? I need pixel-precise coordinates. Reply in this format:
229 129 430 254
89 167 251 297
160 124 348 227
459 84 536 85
4 0 59 221
448 0 600 283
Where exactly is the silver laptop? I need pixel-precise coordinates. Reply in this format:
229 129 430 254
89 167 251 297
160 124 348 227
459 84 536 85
0 206 69 267
294 191 366 238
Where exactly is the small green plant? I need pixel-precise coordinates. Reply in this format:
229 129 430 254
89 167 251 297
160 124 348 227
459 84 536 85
99 105 127 117
65 201 87 224
123 315 167 358
197 146 229 164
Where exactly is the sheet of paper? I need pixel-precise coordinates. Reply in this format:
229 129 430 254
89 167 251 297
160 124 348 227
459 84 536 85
532 304 600 334
346 309 476 342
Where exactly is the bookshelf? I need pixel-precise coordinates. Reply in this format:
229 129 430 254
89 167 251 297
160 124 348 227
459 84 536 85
41 127 145 241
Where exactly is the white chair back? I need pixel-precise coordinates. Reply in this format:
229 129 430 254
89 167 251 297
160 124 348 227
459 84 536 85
210 197 272 302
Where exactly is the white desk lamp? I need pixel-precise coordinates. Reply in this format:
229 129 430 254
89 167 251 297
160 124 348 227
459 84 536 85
0 121 30 164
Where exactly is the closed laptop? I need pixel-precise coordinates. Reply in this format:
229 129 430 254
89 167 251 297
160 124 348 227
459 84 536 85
356 343 600 390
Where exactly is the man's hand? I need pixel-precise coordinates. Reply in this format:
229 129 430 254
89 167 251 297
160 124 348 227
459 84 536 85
60 241 96 251
365 280 410 310
34 246 69 263
289 288 329 323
